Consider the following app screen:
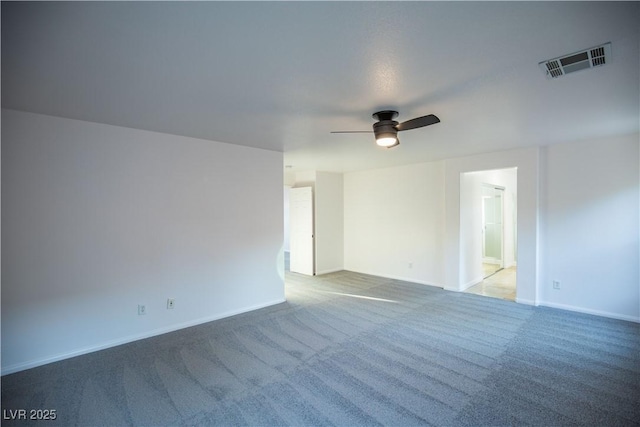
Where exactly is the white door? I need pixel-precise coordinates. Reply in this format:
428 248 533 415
289 187 314 275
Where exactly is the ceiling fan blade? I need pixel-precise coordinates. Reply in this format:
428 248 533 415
330 131 374 134
396 114 440 132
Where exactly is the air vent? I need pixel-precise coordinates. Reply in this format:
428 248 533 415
539 42 611 79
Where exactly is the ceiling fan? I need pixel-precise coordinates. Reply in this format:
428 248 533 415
331 110 440 148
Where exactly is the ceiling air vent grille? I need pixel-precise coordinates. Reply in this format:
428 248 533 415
539 42 611 79
591 46 606 66
545 60 563 78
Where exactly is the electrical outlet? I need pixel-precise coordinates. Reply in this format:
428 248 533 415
553 280 561 290
138 304 146 315
167 298 175 309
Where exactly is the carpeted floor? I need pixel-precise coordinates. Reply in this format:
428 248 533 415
2 270 639 426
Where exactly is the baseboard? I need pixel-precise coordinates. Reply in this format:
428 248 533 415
515 297 536 306
539 301 640 323
443 276 484 293
1 298 286 376
460 276 484 292
344 269 443 289
315 268 344 276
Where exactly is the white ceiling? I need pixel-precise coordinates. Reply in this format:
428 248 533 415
2 2 639 175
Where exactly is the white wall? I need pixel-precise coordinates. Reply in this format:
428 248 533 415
1 109 285 374
344 161 445 286
344 137 638 322
315 172 344 275
540 134 639 321
292 170 316 189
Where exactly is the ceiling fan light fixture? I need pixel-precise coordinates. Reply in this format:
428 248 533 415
376 136 399 148
373 119 399 148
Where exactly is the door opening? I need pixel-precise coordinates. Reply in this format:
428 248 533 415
460 167 517 302
482 184 504 278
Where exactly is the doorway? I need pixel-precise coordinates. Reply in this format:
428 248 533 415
288 186 315 275
482 184 504 278
460 167 517 301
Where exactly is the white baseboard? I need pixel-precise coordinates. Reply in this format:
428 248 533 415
515 297 536 306
344 269 443 289
315 268 344 276
1 298 286 376
443 277 483 292
460 276 484 292
539 301 640 323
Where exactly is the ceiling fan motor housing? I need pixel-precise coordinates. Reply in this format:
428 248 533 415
372 110 399 121
373 120 399 139
372 110 400 141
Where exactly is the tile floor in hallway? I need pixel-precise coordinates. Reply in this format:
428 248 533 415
466 266 517 301
482 262 501 278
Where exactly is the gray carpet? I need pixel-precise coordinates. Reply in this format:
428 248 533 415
2 270 639 426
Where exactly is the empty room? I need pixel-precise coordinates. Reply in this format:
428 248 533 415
2 2 639 426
